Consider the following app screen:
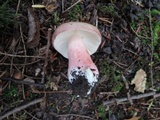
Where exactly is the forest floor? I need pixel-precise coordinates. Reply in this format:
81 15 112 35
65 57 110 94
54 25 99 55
0 0 160 120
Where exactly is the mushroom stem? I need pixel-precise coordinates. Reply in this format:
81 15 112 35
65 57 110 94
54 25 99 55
68 35 99 84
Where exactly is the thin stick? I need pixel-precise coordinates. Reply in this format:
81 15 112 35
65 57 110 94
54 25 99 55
32 89 72 94
103 91 160 106
0 98 44 119
123 47 139 56
24 110 40 120
20 24 27 100
20 25 27 74
122 75 133 105
16 0 21 14
41 28 52 83
0 60 41 66
148 1 154 88
55 113 95 120
98 17 112 24
112 61 126 69
0 51 45 58
0 77 45 87
62 0 64 12
63 0 82 13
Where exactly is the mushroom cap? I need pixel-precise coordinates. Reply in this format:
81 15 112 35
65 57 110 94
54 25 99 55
52 22 101 58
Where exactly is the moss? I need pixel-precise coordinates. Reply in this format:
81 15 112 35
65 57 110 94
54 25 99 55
97 3 118 17
68 4 82 21
151 9 160 16
0 0 17 28
112 82 123 92
101 61 110 78
97 105 107 120
100 61 123 92
151 9 160 61
3 85 19 98
153 21 160 46
52 11 60 25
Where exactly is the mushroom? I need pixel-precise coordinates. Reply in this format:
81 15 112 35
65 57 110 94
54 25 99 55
52 22 101 96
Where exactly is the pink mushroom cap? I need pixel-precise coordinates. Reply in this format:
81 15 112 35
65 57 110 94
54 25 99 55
52 22 101 97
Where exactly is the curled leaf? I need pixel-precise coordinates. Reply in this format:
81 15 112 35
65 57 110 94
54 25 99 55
131 69 147 93
27 8 40 48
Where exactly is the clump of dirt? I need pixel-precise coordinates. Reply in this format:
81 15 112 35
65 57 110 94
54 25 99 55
71 75 90 97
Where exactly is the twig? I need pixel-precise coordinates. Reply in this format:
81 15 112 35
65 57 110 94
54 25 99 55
130 24 151 40
0 77 45 87
32 89 72 94
123 47 139 56
112 61 126 69
19 25 27 74
148 1 154 88
0 60 41 66
122 75 133 105
0 98 44 119
103 91 160 106
124 57 139 73
41 28 52 83
95 10 98 27
98 17 112 24
55 113 95 120
16 0 21 14
20 24 27 99
0 51 45 58
63 0 82 13
62 0 64 12
24 110 40 120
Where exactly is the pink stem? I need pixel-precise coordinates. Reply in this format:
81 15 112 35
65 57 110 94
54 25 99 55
68 35 98 82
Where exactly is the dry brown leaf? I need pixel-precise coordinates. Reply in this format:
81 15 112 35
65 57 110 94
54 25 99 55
40 98 46 110
45 81 58 90
13 70 23 80
43 0 58 13
27 8 40 48
45 75 60 90
131 69 147 93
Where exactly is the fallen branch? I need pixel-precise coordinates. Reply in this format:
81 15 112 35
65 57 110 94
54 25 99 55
103 91 160 106
0 98 44 119
0 77 45 87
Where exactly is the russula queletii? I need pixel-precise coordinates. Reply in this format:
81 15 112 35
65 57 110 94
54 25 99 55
52 22 101 96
